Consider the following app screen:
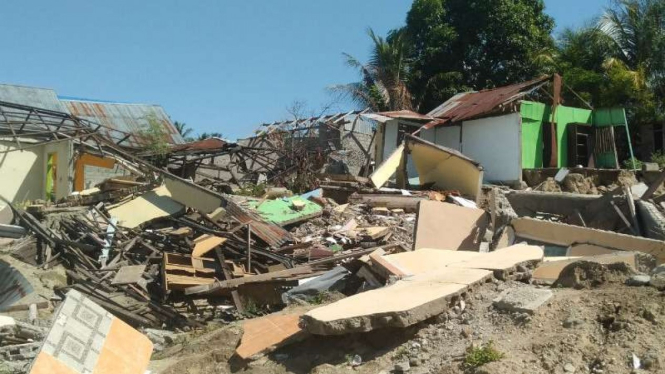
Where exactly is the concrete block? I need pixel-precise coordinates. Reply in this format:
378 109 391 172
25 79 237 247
642 162 660 172
493 287 553 314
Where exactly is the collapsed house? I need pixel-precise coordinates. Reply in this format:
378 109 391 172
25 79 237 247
183 111 376 191
372 76 636 187
0 84 183 203
1 77 665 374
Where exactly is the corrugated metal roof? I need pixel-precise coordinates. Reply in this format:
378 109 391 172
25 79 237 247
378 110 435 121
62 99 184 147
171 137 227 153
424 76 550 129
0 84 70 113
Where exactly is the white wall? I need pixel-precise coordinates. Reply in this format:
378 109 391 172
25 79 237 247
435 126 462 151
0 141 44 203
459 113 521 183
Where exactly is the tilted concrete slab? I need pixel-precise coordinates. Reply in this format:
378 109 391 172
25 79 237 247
302 268 491 335
413 201 488 251
304 244 544 335
108 185 184 229
379 249 481 276
512 217 665 264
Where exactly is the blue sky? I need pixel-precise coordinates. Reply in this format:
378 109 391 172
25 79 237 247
0 0 609 140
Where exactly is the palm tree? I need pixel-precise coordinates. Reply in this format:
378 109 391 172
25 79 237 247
197 132 223 140
174 121 193 139
598 0 665 93
331 28 414 111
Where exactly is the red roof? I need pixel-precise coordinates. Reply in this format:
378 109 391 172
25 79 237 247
423 76 550 129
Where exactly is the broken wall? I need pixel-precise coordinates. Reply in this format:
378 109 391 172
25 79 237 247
0 140 44 203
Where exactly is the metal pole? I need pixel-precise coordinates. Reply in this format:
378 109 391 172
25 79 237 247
246 223 252 273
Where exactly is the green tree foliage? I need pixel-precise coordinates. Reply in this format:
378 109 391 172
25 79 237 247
404 0 555 111
173 121 193 139
196 132 224 140
332 28 413 111
140 113 170 157
557 0 665 126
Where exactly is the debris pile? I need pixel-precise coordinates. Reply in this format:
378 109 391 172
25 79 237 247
1 99 665 374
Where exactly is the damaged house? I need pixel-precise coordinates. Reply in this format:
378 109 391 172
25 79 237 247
372 76 636 187
0 84 183 203
191 111 376 189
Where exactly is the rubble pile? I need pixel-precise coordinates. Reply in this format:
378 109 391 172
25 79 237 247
1 96 665 374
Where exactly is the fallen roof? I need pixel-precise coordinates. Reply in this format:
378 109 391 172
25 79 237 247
62 99 184 148
423 76 550 129
170 137 228 153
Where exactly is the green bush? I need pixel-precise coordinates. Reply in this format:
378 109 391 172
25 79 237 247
651 150 665 168
622 157 643 170
464 341 505 368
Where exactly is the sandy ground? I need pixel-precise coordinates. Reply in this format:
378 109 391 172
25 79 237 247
148 277 665 374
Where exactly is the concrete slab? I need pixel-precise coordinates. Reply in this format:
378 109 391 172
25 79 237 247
236 313 307 360
108 185 184 229
493 287 553 314
413 201 488 251
449 244 544 272
304 244 544 335
302 268 491 335
380 249 480 276
512 217 665 263
29 289 152 374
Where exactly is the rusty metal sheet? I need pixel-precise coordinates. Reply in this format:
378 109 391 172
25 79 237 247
424 76 550 129
63 99 184 148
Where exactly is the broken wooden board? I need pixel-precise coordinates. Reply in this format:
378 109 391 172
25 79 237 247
111 265 146 286
413 201 488 250
405 135 483 202
108 185 185 229
246 197 322 226
370 143 405 188
532 252 641 283
28 289 152 374
163 253 218 291
163 177 224 214
192 234 227 257
512 217 665 263
235 313 308 360
302 267 492 335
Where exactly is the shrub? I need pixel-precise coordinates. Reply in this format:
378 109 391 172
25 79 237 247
464 341 505 368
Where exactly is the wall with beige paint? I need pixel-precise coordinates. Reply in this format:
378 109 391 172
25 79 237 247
0 141 44 203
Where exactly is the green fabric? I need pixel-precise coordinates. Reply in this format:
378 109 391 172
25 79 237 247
46 153 55 201
593 108 627 127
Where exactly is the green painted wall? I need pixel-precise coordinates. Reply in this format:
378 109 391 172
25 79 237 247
520 101 546 168
520 101 594 167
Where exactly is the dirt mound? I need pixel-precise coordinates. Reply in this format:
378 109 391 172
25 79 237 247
553 261 635 289
539 178 562 193
562 173 599 195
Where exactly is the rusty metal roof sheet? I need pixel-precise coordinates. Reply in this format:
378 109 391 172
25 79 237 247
377 110 435 122
62 99 184 148
424 76 550 129
170 137 228 153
